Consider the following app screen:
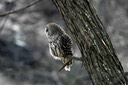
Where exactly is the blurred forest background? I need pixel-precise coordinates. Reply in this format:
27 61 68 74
0 0 127 85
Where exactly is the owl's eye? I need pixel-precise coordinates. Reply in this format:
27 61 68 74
46 28 48 32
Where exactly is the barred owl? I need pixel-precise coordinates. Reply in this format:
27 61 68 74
45 23 73 71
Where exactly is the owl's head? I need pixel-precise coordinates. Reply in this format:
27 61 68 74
45 23 65 37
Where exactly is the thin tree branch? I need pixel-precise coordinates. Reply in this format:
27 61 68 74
0 0 43 17
58 56 83 72
0 1 15 32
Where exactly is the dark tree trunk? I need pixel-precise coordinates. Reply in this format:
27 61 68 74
52 0 128 85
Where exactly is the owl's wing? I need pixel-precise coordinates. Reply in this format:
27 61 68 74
59 34 73 57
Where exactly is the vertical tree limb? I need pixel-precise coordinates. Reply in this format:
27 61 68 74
52 0 128 85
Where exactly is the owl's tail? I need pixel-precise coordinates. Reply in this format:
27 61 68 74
65 65 72 71
64 57 73 71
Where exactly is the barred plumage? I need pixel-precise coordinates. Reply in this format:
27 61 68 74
45 23 73 71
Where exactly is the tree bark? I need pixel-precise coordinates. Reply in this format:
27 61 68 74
52 0 128 85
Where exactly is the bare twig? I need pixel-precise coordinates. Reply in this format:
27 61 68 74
0 1 15 32
58 56 83 72
0 0 43 17
0 16 9 32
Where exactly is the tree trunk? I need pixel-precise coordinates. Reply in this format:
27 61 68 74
52 0 128 85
